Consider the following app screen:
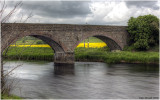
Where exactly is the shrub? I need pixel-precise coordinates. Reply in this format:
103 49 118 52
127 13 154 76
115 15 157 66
127 14 159 51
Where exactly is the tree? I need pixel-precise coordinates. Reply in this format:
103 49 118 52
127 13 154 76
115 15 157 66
127 14 159 50
1 0 32 96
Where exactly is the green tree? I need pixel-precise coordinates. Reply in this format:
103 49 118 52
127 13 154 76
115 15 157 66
127 14 159 50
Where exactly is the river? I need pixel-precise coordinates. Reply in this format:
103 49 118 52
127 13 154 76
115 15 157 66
4 61 159 99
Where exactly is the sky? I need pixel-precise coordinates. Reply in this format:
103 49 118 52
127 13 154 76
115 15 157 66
3 0 160 26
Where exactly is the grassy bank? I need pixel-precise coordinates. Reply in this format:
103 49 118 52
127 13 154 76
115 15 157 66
3 47 159 64
3 47 54 61
75 48 159 64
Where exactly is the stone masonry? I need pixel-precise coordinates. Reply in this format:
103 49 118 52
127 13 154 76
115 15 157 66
1 23 129 64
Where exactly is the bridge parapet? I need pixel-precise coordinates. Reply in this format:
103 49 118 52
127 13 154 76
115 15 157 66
2 23 127 32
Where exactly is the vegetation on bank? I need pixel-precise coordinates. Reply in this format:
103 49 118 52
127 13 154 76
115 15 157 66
1 94 22 99
75 47 159 64
3 46 159 64
127 14 159 50
3 47 54 61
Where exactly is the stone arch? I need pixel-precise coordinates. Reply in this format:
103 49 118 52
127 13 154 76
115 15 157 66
2 31 74 64
2 33 74 64
30 35 69 64
94 35 122 50
30 35 64 53
73 35 122 51
2 34 64 54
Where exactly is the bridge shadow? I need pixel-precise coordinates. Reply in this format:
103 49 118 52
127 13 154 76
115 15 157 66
54 63 75 75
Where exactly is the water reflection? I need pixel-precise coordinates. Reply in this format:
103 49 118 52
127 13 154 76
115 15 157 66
106 64 159 77
128 64 159 73
54 64 75 75
3 61 159 99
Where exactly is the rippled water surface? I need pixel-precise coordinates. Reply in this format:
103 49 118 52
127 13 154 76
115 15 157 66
4 61 159 99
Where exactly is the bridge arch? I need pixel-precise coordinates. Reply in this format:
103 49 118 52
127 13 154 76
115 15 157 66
73 34 122 51
2 32 67 64
94 35 122 50
30 35 64 53
2 34 64 54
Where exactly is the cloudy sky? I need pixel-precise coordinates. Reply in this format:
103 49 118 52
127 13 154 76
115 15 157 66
3 0 160 26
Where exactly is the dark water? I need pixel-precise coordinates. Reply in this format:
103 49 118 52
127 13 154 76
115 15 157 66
4 61 159 99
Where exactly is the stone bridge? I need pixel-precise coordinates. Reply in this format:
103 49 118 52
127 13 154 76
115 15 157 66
1 23 129 64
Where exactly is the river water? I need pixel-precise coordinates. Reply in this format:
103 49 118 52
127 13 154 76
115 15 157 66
4 61 159 99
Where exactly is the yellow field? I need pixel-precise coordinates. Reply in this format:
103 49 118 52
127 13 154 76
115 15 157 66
10 43 107 48
77 43 106 48
10 45 50 47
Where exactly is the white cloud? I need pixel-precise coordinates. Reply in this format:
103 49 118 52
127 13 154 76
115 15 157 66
3 1 160 25
85 2 131 25
86 1 160 25
103 2 130 22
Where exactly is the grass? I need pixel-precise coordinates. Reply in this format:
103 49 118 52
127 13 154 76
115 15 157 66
3 46 159 64
75 47 159 64
1 94 22 99
3 47 54 61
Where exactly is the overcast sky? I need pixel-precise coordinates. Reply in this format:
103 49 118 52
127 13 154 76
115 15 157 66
4 0 160 26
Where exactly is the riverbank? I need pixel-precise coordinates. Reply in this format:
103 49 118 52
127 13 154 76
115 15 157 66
75 47 159 64
3 47 159 64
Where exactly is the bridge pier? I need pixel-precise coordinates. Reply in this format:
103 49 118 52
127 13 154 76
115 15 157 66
54 52 75 65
